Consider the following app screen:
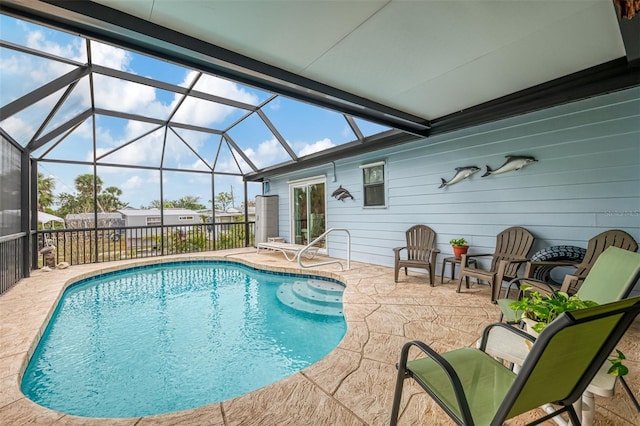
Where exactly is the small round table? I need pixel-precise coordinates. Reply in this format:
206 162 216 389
441 256 477 283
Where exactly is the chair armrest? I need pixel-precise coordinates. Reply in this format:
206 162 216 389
464 253 494 259
502 277 557 299
493 258 529 301
505 257 529 265
479 322 536 366
397 340 473 423
460 253 493 268
559 273 586 294
393 246 406 261
429 248 441 261
523 260 579 278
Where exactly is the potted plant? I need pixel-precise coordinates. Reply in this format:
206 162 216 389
449 237 469 258
509 286 629 377
509 286 598 334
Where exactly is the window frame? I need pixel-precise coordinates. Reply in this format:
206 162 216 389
360 161 387 208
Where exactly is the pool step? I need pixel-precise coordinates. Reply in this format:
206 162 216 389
277 280 344 317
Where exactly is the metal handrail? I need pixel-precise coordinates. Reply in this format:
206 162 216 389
298 228 350 271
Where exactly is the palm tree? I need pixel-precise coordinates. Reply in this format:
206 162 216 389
37 173 55 212
98 186 128 212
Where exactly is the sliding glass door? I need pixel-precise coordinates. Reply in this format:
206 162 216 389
290 178 326 247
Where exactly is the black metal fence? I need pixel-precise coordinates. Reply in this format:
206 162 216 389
33 221 255 268
0 233 25 295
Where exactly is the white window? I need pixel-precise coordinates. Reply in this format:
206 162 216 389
179 216 194 221
146 216 161 225
361 161 386 207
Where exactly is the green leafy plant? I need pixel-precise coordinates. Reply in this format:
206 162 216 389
510 287 630 377
449 237 468 247
509 286 598 333
607 349 629 377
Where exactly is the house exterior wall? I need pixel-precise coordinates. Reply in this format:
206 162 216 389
123 216 149 228
265 87 639 276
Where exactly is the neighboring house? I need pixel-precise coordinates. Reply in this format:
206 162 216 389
197 207 256 225
218 207 256 224
64 213 125 230
117 208 202 249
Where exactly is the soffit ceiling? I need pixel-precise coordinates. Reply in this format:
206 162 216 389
90 0 626 120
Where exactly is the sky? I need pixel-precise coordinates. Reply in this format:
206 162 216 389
0 14 388 211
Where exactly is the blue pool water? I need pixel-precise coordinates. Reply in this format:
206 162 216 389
21 261 346 418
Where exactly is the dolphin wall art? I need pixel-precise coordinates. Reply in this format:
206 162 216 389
482 155 537 177
331 185 354 201
439 166 481 188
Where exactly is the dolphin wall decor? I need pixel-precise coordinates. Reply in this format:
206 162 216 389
482 155 537 177
439 166 481 188
331 185 354 201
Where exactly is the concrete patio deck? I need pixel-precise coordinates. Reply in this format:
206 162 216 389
1 248 638 425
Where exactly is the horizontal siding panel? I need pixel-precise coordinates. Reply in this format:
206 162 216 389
265 88 640 268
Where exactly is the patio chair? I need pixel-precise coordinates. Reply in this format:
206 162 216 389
496 246 640 422
456 226 534 302
520 229 638 297
393 225 440 286
390 296 640 426
497 246 640 324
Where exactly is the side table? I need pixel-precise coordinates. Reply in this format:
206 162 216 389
441 256 477 283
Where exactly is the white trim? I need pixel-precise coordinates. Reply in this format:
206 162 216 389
287 174 326 185
359 160 385 168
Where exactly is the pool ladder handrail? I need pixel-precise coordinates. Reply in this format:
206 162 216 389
298 228 350 271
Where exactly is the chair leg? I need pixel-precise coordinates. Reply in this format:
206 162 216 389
620 376 640 412
390 367 407 426
456 274 464 293
566 405 581 426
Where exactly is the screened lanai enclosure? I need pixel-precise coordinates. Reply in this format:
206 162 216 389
0 9 399 293
1 0 639 296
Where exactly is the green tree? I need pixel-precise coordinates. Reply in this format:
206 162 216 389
174 195 206 210
147 197 205 210
98 186 128 211
214 191 233 211
37 173 55 212
56 192 80 217
148 199 165 209
56 174 126 215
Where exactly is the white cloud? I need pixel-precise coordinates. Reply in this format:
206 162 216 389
268 98 281 110
94 128 164 167
1 116 35 144
27 30 85 62
298 138 335 156
92 74 168 117
243 137 290 169
171 73 259 126
121 175 143 190
90 40 131 71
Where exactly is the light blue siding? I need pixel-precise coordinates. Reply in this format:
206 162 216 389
265 87 640 281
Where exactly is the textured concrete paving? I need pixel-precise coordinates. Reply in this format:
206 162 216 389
1 249 638 425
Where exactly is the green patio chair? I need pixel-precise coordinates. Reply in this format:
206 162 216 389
497 246 640 324
390 296 640 426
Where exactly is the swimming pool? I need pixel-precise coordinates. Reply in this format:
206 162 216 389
20 261 346 418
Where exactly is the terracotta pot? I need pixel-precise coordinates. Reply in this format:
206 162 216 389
452 245 469 258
